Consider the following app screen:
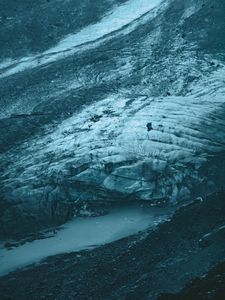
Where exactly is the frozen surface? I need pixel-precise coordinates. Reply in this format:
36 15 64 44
3 65 225 204
0 0 164 78
1 0 225 240
0 204 169 277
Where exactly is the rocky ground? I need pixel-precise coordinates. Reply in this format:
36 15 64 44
0 191 224 299
0 0 225 299
159 261 225 300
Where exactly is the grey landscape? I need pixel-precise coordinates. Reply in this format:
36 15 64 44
0 0 225 299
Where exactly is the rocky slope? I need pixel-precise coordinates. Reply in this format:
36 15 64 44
0 0 225 238
158 261 225 300
0 191 224 299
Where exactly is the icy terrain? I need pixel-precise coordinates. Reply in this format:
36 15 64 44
0 0 164 79
0 0 225 238
0 0 225 299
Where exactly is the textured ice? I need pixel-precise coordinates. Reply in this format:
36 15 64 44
2 65 225 204
1 0 225 238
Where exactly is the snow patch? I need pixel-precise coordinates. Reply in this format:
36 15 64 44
0 0 164 79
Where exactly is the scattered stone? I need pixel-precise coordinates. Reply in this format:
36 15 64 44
146 122 153 132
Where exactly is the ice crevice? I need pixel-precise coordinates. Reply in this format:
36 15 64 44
2 66 225 206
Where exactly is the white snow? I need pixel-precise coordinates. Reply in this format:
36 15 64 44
1 64 225 204
45 0 164 54
0 204 169 277
0 0 164 79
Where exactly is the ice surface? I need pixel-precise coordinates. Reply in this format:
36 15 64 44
0 0 164 78
2 65 225 204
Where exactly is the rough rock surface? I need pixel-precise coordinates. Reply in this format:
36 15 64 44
0 191 224 299
158 261 225 300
